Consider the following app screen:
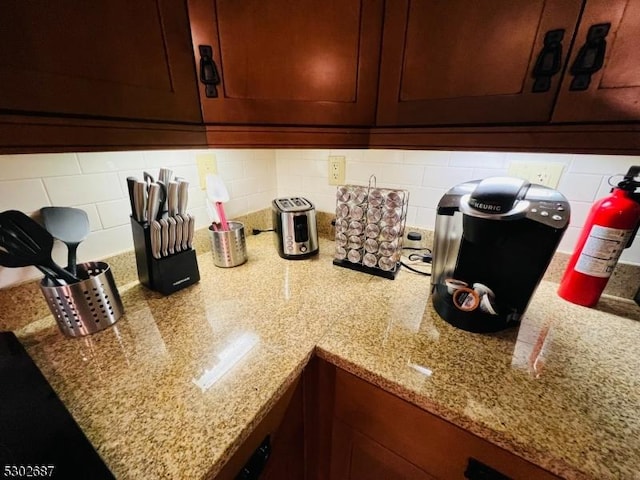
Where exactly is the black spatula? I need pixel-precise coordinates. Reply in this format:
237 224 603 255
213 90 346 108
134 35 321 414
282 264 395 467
40 207 90 277
0 210 79 284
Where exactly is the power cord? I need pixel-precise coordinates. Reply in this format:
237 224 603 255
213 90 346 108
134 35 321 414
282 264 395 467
400 246 432 276
252 228 275 235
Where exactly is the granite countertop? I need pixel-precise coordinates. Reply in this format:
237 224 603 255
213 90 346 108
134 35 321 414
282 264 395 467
10 234 640 480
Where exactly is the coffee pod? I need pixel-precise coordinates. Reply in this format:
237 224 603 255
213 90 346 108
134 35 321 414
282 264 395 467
445 278 468 295
479 294 498 315
453 287 480 312
473 282 495 299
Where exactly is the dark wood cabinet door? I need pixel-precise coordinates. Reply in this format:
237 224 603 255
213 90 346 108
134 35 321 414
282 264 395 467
0 0 201 123
189 0 383 126
553 0 640 122
330 420 435 480
377 0 583 126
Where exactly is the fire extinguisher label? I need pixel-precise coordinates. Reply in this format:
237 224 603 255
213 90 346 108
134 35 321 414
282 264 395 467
574 225 633 278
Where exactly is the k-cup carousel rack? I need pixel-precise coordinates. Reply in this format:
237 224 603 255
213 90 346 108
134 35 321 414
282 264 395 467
333 177 409 280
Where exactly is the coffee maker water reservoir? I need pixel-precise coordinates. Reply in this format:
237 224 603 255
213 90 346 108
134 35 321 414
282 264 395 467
431 177 570 333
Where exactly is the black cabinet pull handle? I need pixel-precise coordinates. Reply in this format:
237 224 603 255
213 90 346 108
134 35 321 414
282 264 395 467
568 23 611 91
464 458 511 480
198 45 221 98
532 29 565 93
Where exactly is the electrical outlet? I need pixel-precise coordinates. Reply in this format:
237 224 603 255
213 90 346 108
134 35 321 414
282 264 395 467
196 153 218 189
328 156 346 185
507 161 565 188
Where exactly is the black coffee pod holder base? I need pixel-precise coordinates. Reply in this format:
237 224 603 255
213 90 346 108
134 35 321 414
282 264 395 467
332 258 400 280
130 217 200 295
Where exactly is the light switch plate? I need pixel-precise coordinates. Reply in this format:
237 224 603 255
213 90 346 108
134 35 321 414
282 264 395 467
507 161 564 189
196 153 218 190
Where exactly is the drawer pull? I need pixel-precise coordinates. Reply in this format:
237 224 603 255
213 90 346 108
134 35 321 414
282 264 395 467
236 435 271 480
464 457 511 480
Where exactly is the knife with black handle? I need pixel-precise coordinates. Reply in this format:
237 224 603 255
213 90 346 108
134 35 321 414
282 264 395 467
133 181 146 223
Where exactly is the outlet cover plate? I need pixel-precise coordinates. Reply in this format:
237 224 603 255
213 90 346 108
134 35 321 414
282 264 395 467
328 156 346 185
507 161 564 189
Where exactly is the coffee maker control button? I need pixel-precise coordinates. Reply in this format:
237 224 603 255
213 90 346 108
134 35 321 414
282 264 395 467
540 211 549 217
552 214 563 221
300 245 307 252
557 206 565 211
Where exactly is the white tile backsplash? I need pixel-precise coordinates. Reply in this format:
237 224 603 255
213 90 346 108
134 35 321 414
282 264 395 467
0 179 50 213
568 154 640 174
556 173 603 202
44 173 123 205
2 147 640 289
403 150 450 166
77 151 145 173
422 166 475 189
96 199 131 229
450 151 508 168
0 149 277 288
275 149 640 267
0 153 80 180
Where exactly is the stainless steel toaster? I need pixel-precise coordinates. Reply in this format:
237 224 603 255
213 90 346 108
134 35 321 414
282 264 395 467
272 197 319 259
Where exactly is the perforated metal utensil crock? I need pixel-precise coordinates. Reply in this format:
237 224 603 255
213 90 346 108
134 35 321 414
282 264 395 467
40 262 124 338
209 221 247 267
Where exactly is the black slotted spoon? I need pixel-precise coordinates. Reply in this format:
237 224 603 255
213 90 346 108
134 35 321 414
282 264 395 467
40 207 90 277
0 210 79 284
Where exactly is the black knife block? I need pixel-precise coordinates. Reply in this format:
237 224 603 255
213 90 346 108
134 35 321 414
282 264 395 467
130 217 200 295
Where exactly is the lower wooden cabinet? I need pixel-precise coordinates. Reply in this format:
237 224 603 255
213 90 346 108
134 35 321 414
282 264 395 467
309 358 560 480
220 358 559 480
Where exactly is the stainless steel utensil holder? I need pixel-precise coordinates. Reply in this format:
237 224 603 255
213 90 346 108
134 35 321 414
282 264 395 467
209 221 247 267
40 262 124 338
332 178 409 280
130 217 200 295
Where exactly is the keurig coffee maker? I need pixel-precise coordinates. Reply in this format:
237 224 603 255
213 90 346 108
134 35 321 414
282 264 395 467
431 177 570 333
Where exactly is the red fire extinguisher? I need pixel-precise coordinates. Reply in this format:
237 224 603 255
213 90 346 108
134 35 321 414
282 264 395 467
558 166 640 307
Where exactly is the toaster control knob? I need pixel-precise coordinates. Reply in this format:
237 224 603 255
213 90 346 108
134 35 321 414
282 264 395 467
300 245 307 252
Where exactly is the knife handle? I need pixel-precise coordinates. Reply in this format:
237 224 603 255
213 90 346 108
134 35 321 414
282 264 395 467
188 213 196 248
181 214 189 250
150 221 162 259
126 176 137 218
147 183 160 225
178 180 189 215
167 181 179 217
160 219 169 257
168 217 176 255
133 181 146 223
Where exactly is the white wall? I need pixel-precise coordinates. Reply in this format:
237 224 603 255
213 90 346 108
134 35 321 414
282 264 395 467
276 149 640 264
0 149 277 288
2 147 639 289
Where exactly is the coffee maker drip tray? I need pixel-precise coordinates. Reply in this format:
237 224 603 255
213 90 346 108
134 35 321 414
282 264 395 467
432 280 520 333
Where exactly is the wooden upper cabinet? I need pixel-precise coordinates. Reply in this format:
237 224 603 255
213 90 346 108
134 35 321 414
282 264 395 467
188 0 384 126
376 0 583 126
553 0 640 123
0 0 202 124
